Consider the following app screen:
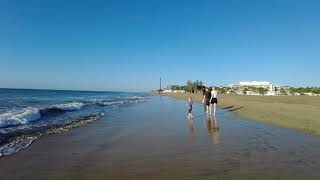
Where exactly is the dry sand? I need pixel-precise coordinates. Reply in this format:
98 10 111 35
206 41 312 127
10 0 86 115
158 92 320 135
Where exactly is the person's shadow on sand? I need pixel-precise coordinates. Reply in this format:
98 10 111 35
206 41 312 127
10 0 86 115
206 115 220 144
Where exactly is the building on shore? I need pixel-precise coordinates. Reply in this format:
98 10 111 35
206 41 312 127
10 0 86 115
229 81 290 96
162 89 186 93
162 85 185 93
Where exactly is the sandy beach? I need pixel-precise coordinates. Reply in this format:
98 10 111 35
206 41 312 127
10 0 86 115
1 95 320 179
158 92 320 135
3 0 320 179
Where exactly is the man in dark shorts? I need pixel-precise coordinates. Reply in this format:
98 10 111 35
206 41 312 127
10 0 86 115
204 88 212 114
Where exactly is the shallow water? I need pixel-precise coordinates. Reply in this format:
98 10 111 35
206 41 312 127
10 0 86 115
0 95 320 179
0 89 148 156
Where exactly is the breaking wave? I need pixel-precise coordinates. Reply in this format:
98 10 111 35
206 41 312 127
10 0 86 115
0 96 148 129
54 102 84 111
0 108 41 128
0 102 85 128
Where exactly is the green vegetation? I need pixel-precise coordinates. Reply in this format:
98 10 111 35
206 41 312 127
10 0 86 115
162 80 320 96
216 86 268 95
181 80 204 93
257 87 268 95
280 88 287 95
289 87 320 95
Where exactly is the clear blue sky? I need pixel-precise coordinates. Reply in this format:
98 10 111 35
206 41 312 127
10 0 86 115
1 0 320 91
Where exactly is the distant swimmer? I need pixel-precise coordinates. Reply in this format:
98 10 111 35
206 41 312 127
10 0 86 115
186 97 194 119
209 87 218 115
204 88 212 114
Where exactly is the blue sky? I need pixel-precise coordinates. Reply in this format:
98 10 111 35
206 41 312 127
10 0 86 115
1 0 320 91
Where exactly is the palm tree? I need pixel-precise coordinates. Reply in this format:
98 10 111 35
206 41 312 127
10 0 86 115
258 87 268 95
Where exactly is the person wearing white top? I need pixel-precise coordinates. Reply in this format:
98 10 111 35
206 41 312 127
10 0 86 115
209 87 218 115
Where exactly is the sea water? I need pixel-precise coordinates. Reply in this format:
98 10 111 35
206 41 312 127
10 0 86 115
0 88 148 156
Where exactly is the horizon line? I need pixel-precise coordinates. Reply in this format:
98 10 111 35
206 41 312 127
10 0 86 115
0 87 144 93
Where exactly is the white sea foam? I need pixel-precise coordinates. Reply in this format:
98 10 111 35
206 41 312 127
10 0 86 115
0 113 104 157
55 102 84 111
0 136 37 156
98 101 124 106
95 96 148 106
125 96 148 100
0 108 41 128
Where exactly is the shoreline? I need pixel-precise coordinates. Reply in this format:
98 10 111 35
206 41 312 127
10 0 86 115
1 95 320 179
153 92 320 136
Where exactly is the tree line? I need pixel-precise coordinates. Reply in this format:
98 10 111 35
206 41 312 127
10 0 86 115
181 80 270 95
179 80 204 93
289 87 320 94
163 80 320 96
215 86 269 95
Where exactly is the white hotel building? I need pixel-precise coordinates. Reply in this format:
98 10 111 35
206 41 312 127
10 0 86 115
229 81 288 96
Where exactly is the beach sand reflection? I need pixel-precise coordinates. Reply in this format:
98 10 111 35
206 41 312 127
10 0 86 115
188 117 195 135
206 115 220 144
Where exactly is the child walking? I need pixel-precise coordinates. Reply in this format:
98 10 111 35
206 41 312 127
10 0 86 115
187 97 193 119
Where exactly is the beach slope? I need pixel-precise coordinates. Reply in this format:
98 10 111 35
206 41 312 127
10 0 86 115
159 93 320 135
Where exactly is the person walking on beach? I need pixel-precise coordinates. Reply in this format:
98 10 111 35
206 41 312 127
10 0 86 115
187 97 193 119
209 87 218 115
204 88 211 114
202 86 207 112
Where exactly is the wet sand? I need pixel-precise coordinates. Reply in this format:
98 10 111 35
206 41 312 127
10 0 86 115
159 92 320 135
1 95 320 179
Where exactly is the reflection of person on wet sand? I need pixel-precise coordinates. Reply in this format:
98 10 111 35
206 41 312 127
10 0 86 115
207 114 219 131
206 115 220 144
188 117 195 134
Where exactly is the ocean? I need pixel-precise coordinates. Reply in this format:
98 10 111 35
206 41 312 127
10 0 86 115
0 88 148 156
